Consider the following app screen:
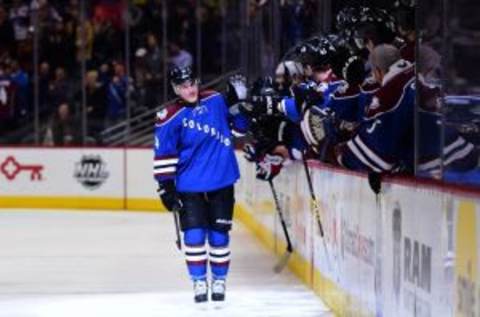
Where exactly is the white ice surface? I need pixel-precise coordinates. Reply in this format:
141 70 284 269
0 210 332 317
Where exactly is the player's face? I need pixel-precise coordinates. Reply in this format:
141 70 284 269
175 80 199 103
313 67 332 83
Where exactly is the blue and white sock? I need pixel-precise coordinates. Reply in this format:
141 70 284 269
184 228 208 281
208 230 230 280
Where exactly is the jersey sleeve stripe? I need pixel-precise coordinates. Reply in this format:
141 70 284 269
443 136 466 155
154 166 176 175
444 142 475 166
154 158 179 167
346 140 383 173
353 136 393 171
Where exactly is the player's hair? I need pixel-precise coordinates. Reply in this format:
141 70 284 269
369 44 401 73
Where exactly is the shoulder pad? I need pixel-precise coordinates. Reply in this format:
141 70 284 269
200 90 219 99
155 103 184 126
365 67 414 119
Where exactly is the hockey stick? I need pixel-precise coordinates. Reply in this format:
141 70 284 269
172 209 182 251
302 156 332 269
269 179 294 273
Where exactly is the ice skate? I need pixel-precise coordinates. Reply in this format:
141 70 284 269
193 280 208 303
211 279 226 302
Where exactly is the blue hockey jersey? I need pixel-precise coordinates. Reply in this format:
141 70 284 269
153 91 248 192
279 78 345 123
335 60 415 173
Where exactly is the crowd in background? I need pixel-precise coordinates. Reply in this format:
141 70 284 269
0 0 320 145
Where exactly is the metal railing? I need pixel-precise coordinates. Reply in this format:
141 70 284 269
100 70 240 146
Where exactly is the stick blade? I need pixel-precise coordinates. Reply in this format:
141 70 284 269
273 251 292 273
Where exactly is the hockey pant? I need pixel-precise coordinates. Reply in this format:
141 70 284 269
179 185 234 281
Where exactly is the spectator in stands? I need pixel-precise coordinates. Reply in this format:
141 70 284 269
38 61 51 119
76 19 94 67
10 60 29 121
48 67 70 109
106 61 130 124
9 0 30 44
92 20 122 67
143 32 162 107
85 70 106 142
98 62 111 87
0 62 16 134
45 102 80 146
0 5 15 60
168 40 193 69
43 20 72 71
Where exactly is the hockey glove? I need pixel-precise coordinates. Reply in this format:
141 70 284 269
226 74 254 116
227 74 248 102
250 94 281 117
255 153 285 181
243 143 258 162
157 180 183 212
291 83 324 115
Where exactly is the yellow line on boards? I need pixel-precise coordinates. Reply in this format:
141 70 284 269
0 196 167 212
234 203 373 317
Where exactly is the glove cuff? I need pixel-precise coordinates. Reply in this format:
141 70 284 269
158 179 176 195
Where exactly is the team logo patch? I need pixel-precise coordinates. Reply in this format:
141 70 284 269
157 109 168 120
369 97 381 110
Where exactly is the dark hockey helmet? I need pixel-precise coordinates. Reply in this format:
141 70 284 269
169 65 197 86
297 36 337 70
336 6 397 50
394 0 415 33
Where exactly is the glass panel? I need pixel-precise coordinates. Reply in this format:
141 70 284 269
85 0 128 145
0 0 36 144
35 0 83 146
442 0 480 186
416 0 445 179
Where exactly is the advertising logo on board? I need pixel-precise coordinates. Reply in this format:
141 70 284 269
0 156 44 181
74 155 109 190
393 203 402 306
455 201 478 317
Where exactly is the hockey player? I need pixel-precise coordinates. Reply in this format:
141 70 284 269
154 66 249 303
335 6 399 113
301 45 415 172
244 76 307 181
268 35 345 124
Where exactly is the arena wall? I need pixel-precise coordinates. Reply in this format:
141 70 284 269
1 147 479 316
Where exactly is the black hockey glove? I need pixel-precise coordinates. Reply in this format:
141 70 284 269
243 143 258 162
291 83 324 115
157 180 183 212
249 77 281 117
